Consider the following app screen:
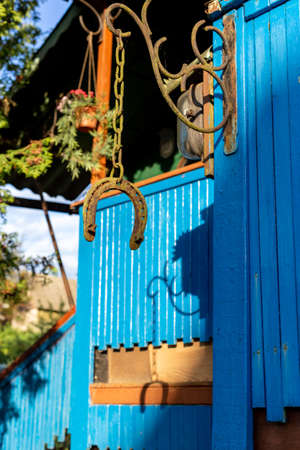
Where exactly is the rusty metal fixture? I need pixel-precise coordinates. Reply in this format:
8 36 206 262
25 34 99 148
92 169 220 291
77 0 102 37
222 15 237 155
83 178 148 250
205 0 222 15
105 0 231 135
83 26 148 251
77 0 103 96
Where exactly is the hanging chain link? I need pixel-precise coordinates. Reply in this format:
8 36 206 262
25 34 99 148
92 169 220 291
110 34 125 180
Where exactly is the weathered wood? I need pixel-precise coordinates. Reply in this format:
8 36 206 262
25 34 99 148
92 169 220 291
156 341 212 384
93 341 212 385
254 409 300 450
71 161 205 208
89 383 212 405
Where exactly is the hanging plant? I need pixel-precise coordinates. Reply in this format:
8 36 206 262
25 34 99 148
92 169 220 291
54 90 114 179
66 88 98 133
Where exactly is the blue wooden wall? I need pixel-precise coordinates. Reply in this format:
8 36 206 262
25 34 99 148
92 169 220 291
91 167 213 350
0 314 75 449
212 1 300 448
212 6 253 449
71 167 213 449
88 405 211 450
246 0 300 422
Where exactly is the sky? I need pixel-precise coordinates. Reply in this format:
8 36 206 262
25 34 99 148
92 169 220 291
2 1 79 280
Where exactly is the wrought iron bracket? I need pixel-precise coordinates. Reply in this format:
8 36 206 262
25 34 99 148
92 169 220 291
105 0 237 154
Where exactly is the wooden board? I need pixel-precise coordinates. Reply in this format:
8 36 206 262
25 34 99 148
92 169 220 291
254 408 300 449
90 383 212 405
94 341 212 385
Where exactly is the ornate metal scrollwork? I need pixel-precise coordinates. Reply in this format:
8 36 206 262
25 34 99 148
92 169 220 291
105 0 231 135
77 0 103 37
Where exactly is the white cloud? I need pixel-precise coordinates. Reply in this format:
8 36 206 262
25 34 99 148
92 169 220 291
2 186 79 280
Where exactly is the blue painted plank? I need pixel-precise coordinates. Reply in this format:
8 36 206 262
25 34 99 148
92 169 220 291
0 323 74 450
245 0 269 20
98 208 106 350
88 405 212 449
212 9 253 449
110 207 118 348
254 10 284 422
286 0 300 399
246 16 266 408
270 3 300 407
245 0 289 21
70 208 94 450
96 167 206 211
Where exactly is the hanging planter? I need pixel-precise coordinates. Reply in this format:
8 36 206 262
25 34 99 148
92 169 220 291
75 105 97 133
61 89 98 133
54 90 114 179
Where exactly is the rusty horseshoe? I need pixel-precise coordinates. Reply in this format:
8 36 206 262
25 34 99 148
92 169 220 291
83 178 148 250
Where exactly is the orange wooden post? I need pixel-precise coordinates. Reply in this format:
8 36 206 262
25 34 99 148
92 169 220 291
91 13 113 184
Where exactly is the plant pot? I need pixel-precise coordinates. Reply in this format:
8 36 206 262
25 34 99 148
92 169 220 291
75 106 97 133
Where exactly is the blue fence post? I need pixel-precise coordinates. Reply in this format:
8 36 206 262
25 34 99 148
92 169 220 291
70 208 94 450
211 7 253 449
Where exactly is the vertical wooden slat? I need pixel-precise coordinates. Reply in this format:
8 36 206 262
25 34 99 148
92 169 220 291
270 3 300 406
246 17 266 408
286 0 300 395
212 9 253 449
254 11 284 422
70 208 95 450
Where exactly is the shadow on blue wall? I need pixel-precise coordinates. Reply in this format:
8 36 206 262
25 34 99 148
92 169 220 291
147 204 212 326
0 328 64 447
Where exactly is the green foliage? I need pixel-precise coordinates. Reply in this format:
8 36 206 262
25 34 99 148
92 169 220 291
55 92 114 178
0 137 53 181
0 231 56 326
0 323 40 364
0 187 13 220
90 108 115 160
0 0 40 98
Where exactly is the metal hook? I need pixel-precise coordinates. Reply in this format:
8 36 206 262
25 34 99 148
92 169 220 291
77 0 103 37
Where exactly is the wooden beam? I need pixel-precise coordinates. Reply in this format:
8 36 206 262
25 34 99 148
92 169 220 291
90 383 212 405
91 10 113 184
71 161 205 208
8 196 77 214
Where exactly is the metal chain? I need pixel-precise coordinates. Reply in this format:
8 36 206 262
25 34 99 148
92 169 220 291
110 34 125 180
